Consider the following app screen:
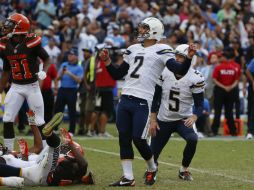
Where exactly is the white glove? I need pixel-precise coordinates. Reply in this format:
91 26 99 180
26 110 37 126
37 71 47 80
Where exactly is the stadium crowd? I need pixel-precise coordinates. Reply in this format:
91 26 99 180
0 0 254 138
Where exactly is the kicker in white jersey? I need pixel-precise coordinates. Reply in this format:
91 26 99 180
157 68 205 122
122 43 174 103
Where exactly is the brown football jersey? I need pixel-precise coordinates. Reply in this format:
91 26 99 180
0 33 49 84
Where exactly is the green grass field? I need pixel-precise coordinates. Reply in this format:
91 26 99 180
1 123 254 190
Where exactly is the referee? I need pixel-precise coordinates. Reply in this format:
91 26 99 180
211 47 240 136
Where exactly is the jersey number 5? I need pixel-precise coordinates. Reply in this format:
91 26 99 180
10 59 32 80
130 56 144 78
169 90 180 112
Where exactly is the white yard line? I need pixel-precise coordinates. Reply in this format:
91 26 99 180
7 136 253 141
86 147 254 184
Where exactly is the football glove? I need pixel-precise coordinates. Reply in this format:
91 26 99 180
37 71 47 80
0 143 8 156
26 110 36 126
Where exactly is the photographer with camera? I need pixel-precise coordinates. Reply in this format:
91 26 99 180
89 44 116 137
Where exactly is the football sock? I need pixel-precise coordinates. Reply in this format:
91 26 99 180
0 163 20 177
180 166 188 172
121 160 134 180
0 177 24 187
46 133 60 148
42 140 47 148
3 138 14 152
146 156 157 172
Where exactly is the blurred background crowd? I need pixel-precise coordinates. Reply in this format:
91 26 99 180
0 0 254 138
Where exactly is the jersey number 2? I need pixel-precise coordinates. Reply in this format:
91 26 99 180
130 56 143 78
169 90 180 112
10 59 32 80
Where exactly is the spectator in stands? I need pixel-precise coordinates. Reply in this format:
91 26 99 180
104 24 126 48
202 4 218 31
78 24 98 61
162 5 180 37
34 0 56 29
54 48 84 136
43 37 61 66
217 0 237 24
89 0 103 20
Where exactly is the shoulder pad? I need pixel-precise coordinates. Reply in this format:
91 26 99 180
0 37 8 50
156 49 174 55
26 33 41 48
189 69 205 89
123 49 131 55
193 69 204 79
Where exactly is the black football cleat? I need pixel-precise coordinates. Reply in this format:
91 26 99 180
178 170 193 181
144 170 157 185
109 176 135 187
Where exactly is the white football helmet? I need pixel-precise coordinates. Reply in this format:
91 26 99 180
175 44 189 57
137 17 164 42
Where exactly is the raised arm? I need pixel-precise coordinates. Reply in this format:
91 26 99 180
166 43 197 76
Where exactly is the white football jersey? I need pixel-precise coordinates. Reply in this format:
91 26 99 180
157 68 205 122
122 43 174 103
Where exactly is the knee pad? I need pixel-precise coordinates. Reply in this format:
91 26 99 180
3 112 15 122
133 138 152 161
119 133 133 159
186 133 198 145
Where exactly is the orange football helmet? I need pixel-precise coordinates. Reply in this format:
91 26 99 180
3 13 30 36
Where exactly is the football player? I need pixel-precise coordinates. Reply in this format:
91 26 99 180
149 44 205 181
0 13 49 151
99 17 197 186
0 112 94 187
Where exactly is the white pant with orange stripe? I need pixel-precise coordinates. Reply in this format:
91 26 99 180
3 81 45 126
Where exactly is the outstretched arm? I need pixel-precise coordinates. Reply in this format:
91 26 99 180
68 142 88 175
106 62 129 80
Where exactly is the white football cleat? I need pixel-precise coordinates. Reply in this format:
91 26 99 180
246 133 253 139
197 132 204 139
2 177 24 188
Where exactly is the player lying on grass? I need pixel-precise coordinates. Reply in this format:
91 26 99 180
149 44 205 181
0 112 94 187
0 110 44 168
